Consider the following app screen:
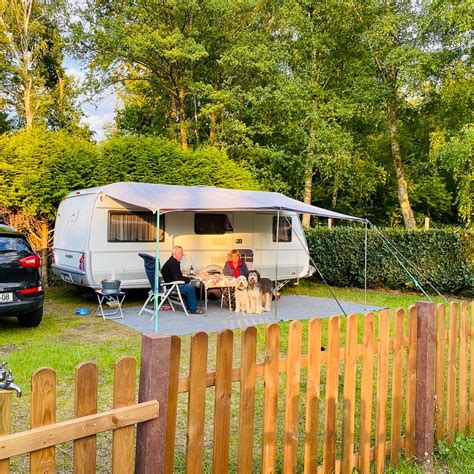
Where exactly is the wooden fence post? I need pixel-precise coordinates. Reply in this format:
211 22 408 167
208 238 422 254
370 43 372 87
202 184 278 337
415 302 436 467
135 333 172 474
0 391 12 474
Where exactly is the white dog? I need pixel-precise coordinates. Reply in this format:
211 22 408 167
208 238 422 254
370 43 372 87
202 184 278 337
234 275 250 313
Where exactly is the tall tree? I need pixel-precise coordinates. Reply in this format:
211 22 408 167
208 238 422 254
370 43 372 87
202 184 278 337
0 0 84 130
348 0 438 228
75 0 211 149
74 0 275 149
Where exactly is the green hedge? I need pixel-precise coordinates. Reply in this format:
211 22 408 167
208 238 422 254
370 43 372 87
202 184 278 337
305 227 474 295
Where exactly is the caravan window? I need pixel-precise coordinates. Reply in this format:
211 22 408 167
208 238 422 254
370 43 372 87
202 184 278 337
194 214 233 234
272 216 292 242
108 212 165 242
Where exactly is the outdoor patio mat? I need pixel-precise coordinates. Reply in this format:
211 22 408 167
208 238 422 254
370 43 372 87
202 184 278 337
113 294 384 336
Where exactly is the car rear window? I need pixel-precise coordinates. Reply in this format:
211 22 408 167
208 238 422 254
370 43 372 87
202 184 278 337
0 236 30 252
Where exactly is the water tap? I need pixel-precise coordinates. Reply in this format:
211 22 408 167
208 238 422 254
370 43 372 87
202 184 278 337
0 361 6 382
0 364 22 397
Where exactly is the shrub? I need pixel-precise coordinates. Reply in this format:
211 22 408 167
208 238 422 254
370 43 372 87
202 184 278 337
97 135 259 190
0 127 99 219
305 227 473 295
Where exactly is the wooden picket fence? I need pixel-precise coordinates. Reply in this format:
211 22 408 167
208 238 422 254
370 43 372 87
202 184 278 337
435 301 474 441
0 356 158 473
1 301 473 474
161 301 473 473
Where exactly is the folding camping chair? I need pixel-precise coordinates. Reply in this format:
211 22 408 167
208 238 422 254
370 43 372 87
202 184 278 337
138 253 189 318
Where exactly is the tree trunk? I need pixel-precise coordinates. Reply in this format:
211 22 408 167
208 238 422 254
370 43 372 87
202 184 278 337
387 101 416 228
58 75 65 123
302 163 314 227
178 87 188 151
169 94 178 142
209 110 217 143
193 94 199 143
331 187 338 208
24 78 34 129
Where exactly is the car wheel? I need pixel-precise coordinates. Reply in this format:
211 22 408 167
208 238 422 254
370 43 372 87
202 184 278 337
17 307 43 327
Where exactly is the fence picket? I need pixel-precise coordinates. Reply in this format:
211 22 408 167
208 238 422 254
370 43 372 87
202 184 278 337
405 306 417 457
112 357 136 474
375 310 390 474
283 320 303 472
390 309 404 465
447 302 458 442
238 326 257 474
304 319 322 474
212 330 234 474
359 313 375 474
186 332 209 474
0 391 12 474
341 315 358 472
262 323 280 474
322 317 340 474
74 361 98 474
165 335 182 474
459 302 468 434
470 303 474 432
31 367 56 473
435 303 446 441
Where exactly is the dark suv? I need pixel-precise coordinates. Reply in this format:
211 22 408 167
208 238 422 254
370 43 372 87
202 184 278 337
0 224 44 327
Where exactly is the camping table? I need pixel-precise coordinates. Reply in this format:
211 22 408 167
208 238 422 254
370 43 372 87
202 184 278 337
191 276 236 314
94 290 126 321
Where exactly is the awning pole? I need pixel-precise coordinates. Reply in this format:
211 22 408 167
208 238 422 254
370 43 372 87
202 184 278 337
274 209 280 320
364 220 368 305
154 210 160 333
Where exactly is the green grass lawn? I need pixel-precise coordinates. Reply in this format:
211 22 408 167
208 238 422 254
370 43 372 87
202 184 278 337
1 282 471 472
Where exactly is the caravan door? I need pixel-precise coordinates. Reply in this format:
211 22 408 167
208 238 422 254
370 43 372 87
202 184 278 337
253 212 306 280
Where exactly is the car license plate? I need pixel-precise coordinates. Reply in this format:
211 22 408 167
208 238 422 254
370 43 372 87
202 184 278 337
0 293 13 303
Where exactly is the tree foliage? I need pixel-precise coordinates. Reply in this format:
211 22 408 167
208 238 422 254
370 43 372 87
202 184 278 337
97 135 259 190
0 127 99 218
70 0 473 228
0 130 258 222
0 0 470 231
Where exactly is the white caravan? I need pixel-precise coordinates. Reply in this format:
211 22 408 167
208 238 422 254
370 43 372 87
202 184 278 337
52 185 315 289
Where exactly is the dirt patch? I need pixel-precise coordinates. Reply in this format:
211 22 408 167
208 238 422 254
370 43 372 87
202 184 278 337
0 344 16 356
57 322 138 345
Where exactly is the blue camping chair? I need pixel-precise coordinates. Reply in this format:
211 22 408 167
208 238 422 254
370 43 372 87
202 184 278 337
138 253 189 318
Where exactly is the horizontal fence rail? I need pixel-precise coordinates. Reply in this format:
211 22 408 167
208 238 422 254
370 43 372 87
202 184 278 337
0 402 159 460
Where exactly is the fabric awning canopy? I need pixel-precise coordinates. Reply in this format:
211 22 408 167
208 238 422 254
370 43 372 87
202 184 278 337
101 182 366 223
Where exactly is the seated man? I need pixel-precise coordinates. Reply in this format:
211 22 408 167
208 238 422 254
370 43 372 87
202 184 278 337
161 246 204 314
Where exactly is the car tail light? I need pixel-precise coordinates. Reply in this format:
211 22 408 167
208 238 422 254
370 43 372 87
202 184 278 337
19 255 41 268
19 286 43 295
79 253 85 271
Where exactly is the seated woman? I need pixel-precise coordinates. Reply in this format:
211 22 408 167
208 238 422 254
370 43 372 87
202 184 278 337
222 250 249 310
223 249 249 278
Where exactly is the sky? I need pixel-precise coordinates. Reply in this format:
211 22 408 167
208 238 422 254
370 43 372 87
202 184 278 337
64 56 116 141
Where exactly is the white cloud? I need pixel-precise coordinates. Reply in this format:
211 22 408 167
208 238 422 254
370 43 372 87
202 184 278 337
67 66 86 84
